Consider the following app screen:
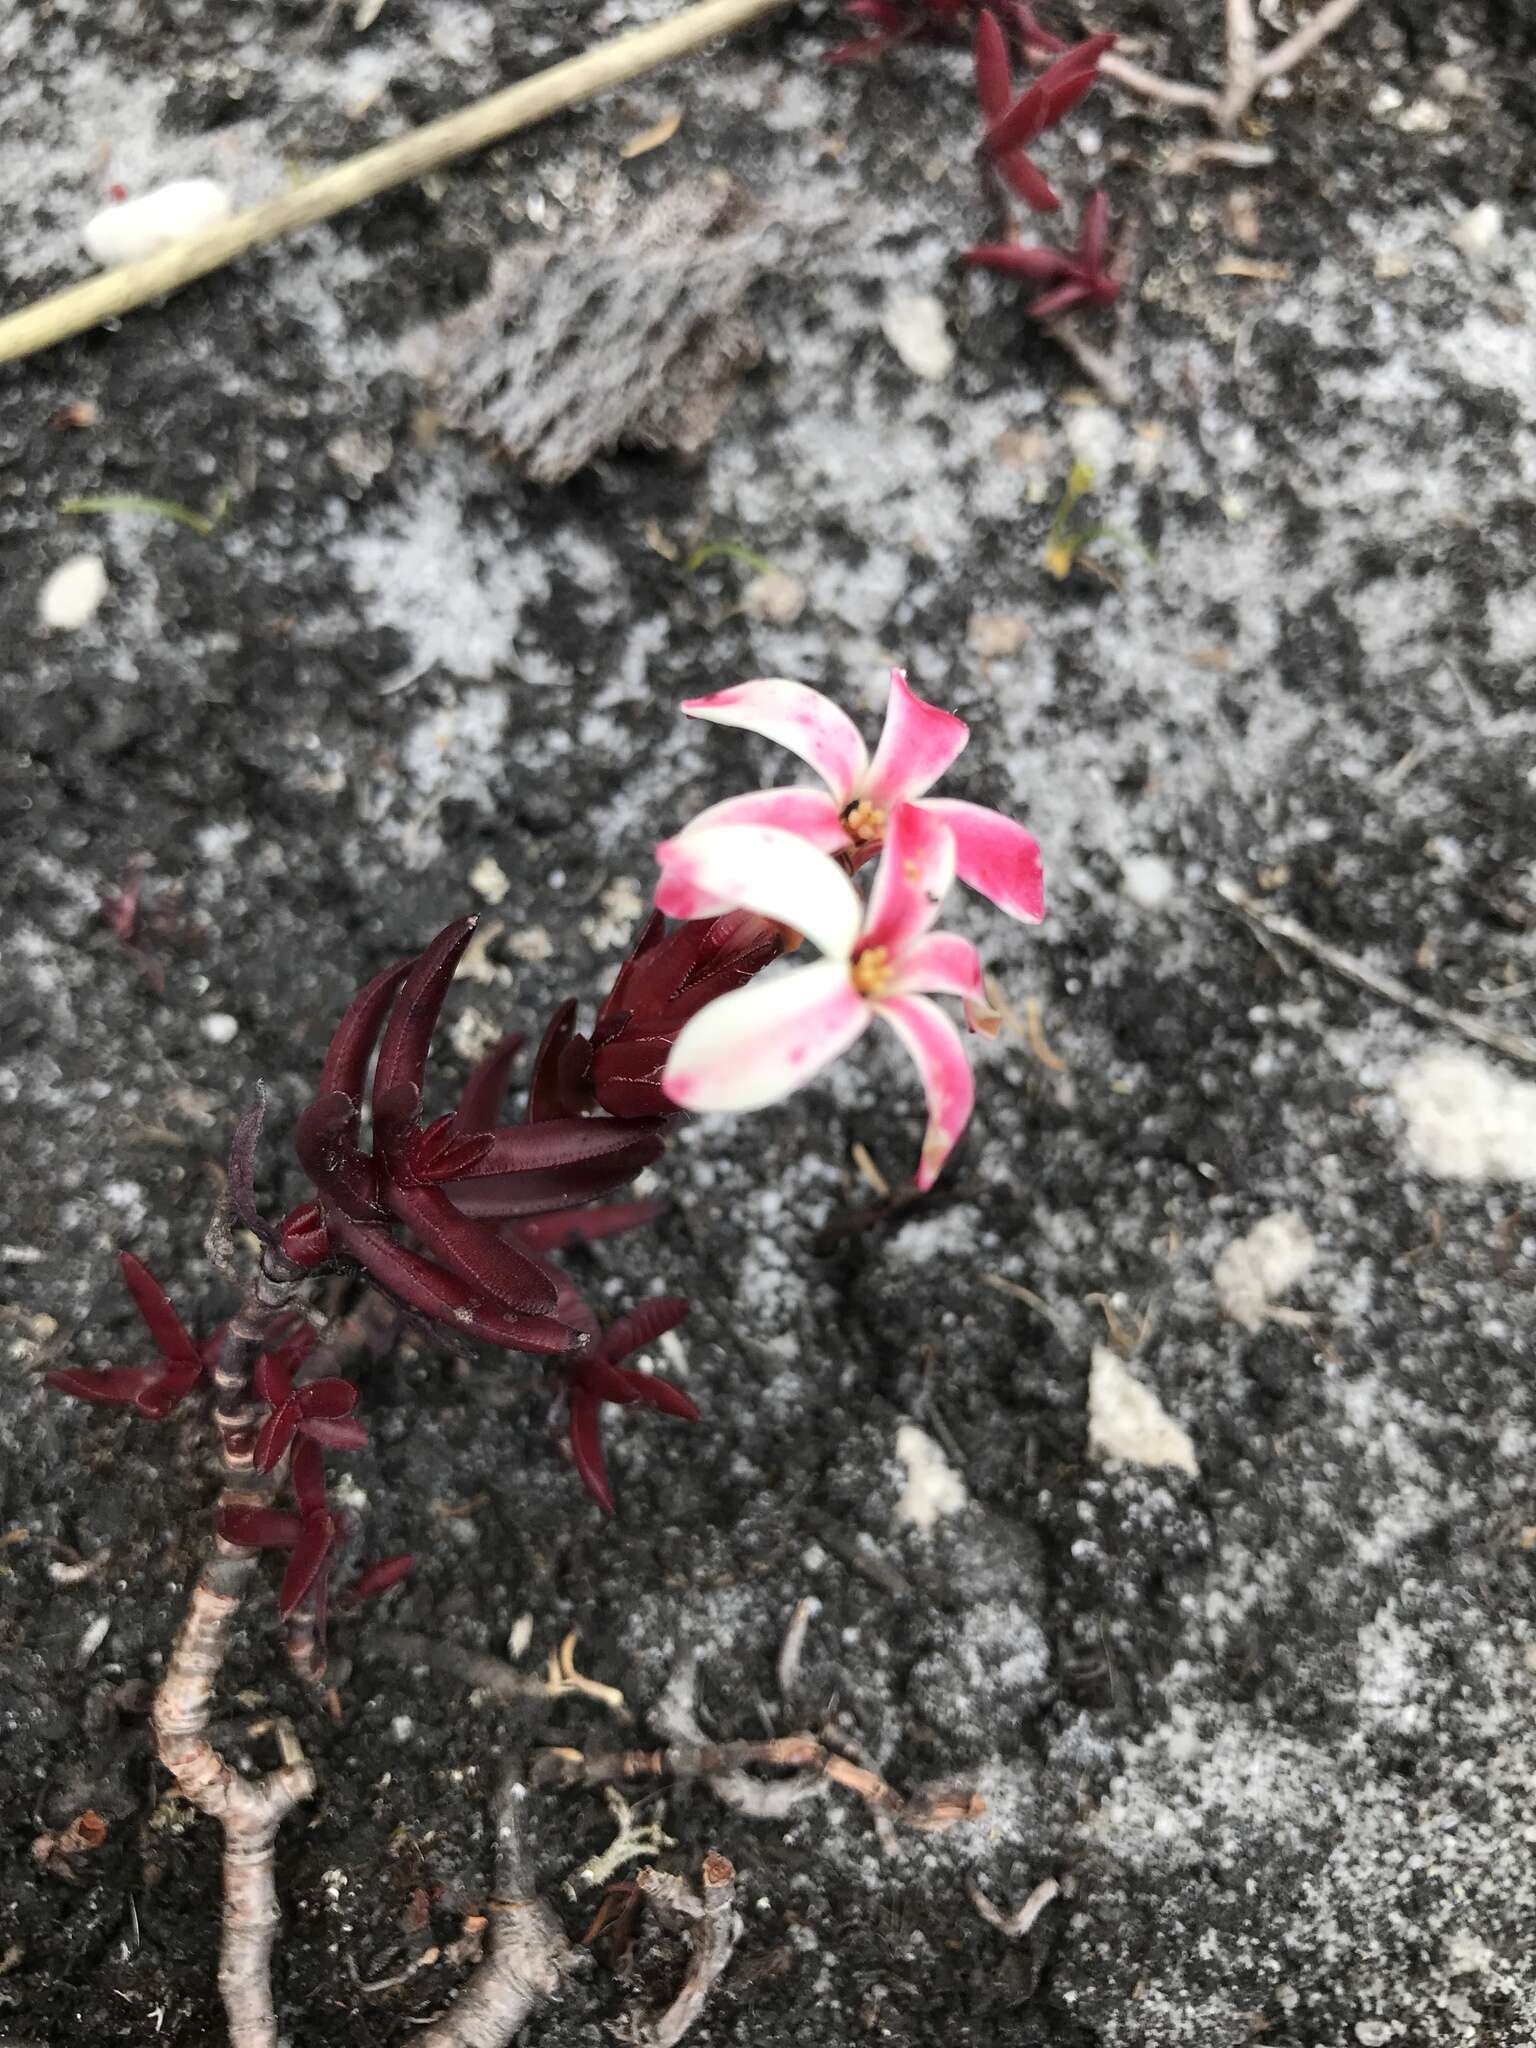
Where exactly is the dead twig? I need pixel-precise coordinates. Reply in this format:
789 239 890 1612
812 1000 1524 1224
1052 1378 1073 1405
1094 0 1366 135
1216 879 1536 1068
619 1856 742 2047
776 1597 818 1702
0 0 794 366
416 1765 582 2048
366 1629 631 1719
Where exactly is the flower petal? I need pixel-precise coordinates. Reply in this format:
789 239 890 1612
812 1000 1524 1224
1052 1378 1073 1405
663 958 870 1114
860 804 957 955
873 994 976 1192
892 931 988 1008
676 786 847 855
915 799 1046 923
681 679 869 804
655 826 864 963
865 668 969 808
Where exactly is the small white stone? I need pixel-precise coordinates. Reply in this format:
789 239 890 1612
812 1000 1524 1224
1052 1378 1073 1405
1120 854 1176 911
742 568 806 625
1432 61 1473 98
881 292 955 382
1397 98 1451 135
1369 85 1405 118
391 1715 414 1741
508 1613 534 1661
38 553 109 630
83 178 233 266
1354 2023 1392 2047
1448 202 1503 257
1214 1211 1315 1330
468 854 511 904
893 1423 967 1532
1088 1348 1198 1476
201 1012 239 1045
1394 1049 1536 1181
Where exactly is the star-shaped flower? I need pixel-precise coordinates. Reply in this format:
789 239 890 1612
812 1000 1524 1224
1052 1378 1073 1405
657 810 996 1190
675 668 1044 926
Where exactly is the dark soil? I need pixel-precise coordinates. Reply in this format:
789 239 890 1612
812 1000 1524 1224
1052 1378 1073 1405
2 3 1534 2044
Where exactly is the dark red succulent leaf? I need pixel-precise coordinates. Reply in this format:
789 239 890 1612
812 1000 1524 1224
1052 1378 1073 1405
451 1031 525 1136
597 1297 690 1365
47 1364 162 1410
278 1201 332 1267
290 1437 329 1516
595 910 665 1029
561 1298 699 1513
371 918 479 1120
324 1213 589 1357
515 1198 664 1253
380 1179 562 1317
118 1252 201 1368
567 1388 614 1513
970 189 1117 319
344 1554 415 1605
279 1512 338 1619
219 1506 305 1549
589 1037 677 1120
525 1000 580 1122
983 30 1114 154
406 1114 496 1186
301 1414 370 1451
318 959 413 1102
295 1094 386 1221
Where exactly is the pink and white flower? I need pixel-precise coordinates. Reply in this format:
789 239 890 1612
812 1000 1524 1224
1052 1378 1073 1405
656 808 996 1190
677 667 1045 926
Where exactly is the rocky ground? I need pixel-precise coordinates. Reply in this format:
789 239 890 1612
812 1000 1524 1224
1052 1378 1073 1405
2 1 1535 2043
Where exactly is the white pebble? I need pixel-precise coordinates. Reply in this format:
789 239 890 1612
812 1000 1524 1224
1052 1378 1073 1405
893 1422 967 1532
83 178 233 267
391 1715 414 1741
881 292 955 382
38 553 109 630
1088 1348 1198 1476
1120 853 1176 911
201 1012 239 1045
1448 202 1502 257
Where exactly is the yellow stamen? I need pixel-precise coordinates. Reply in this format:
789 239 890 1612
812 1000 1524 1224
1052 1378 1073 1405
851 946 894 999
842 798 887 844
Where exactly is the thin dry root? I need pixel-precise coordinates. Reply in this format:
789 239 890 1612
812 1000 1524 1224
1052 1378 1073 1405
1092 0 1365 134
152 1549 315 2048
535 1731 981 1835
617 1855 743 2047
967 1873 1061 1939
367 1628 632 1718
417 1766 583 2048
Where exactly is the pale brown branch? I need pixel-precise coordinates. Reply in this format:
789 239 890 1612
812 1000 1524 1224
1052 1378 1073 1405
152 1545 315 2048
622 1856 742 2047
416 1765 582 2048
1092 0 1368 135
150 1274 321 2048
534 1731 981 1835
0 0 793 367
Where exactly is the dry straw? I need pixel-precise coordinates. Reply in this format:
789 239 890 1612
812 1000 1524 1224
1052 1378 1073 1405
0 0 791 367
